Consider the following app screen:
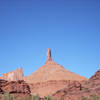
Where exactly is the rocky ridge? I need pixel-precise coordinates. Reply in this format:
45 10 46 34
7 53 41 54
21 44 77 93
0 69 100 100
0 79 31 100
0 48 90 99
53 70 100 100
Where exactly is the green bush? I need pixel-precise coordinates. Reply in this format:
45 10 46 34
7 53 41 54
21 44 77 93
19 94 40 100
82 97 88 100
2 93 14 100
44 95 56 100
81 95 100 100
91 95 100 100
31 94 40 100
2 93 56 100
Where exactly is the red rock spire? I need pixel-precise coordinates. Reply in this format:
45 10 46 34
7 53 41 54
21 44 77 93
47 48 52 61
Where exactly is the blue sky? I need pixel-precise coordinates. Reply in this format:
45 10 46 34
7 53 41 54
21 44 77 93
0 0 100 78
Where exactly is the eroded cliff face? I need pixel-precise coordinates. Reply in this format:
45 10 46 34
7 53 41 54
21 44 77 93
0 68 23 81
53 69 100 100
29 80 85 97
0 48 89 99
0 69 100 100
0 79 31 100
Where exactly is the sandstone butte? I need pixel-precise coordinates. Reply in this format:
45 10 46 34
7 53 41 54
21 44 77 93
24 48 87 83
1 48 100 100
23 48 88 97
0 48 88 97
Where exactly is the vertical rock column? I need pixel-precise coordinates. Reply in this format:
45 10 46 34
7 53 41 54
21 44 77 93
47 48 52 61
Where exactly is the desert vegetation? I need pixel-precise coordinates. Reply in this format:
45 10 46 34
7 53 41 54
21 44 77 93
2 92 100 100
82 95 100 100
2 93 56 100
2 93 100 100
2 93 14 100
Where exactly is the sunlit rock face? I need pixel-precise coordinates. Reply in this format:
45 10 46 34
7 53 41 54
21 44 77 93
0 67 23 81
53 69 100 100
46 48 52 61
0 79 31 100
24 48 87 84
23 48 87 97
0 48 88 98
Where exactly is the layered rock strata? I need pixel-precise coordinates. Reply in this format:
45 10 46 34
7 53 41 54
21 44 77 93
53 70 100 100
29 80 84 97
0 67 23 81
0 79 31 100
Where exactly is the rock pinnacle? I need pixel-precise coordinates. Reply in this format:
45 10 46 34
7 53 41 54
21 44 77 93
47 48 52 61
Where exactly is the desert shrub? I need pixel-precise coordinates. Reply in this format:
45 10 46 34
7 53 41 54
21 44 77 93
81 88 90 92
91 95 100 100
2 93 56 100
81 95 100 100
2 92 14 100
19 94 40 100
31 94 40 100
44 95 56 100
82 97 88 100
20 97 32 100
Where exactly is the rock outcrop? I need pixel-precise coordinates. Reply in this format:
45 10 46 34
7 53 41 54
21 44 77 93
0 67 23 81
24 48 87 83
23 48 87 97
29 80 85 97
0 48 88 99
46 48 52 62
53 69 100 100
0 79 31 100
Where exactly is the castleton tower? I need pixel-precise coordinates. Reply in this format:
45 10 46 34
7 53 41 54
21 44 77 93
24 48 87 83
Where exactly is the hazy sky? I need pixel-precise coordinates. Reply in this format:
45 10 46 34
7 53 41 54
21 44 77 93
0 0 100 78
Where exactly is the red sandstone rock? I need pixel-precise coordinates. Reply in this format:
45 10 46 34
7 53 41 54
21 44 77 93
89 69 100 81
0 80 31 100
23 48 87 97
0 48 88 99
53 69 100 100
24 49 87 84
29 80 74 97
2 80 30 94
0 68 24 81
46 48 52 61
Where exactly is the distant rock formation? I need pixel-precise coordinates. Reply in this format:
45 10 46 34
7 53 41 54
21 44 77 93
23 48 87 97
0 48 89 98
0 68 23 81
24 48 87 83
